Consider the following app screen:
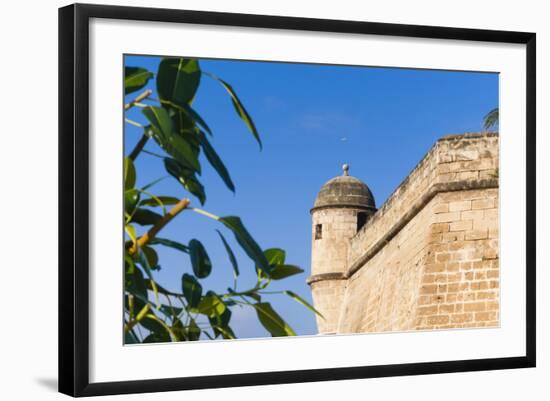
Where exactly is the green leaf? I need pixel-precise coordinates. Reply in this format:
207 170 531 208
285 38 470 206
124 157 136 190
186 319 202 341
198 291 233 339
207 73 262 149
284 290 324 318
126 297 150 323
124 329 139 344
131 208 163 226
219 216 270 275
124 189 140 215
142 176 168 191
167 100 212 136
211 308 232 328
264 248 286 266
135 248 159 306
149 237 189 253
254 303 296 337
158 304 184 319
125 260 147 299
257 250 301 280
216 230 239 278
142 246 159 269
157 58 201 105
142 106 170 139
141 314 173 343
172 318 201 341
196 291 226 316
483 107 499 130
181 105 212 136
125 254 135 274
142 106 200 172
143 332 171 343
209 309 234 339
139 196 180 207
124 224 137 245
170 319 185 341
145 279 180 297
188 239 212 278
125 66 153 95
198 131 235 192
182 273 203 308
172 110 199 143
246 292 262 302
139 314 165 334
269 265 304 280
181 175 205 205
164 158 206 205
215 325 236 340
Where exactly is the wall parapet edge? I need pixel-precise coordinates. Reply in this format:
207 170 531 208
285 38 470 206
346 132 499 278
346 178 498 278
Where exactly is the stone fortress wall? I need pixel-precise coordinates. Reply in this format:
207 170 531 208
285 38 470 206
308 133 499 334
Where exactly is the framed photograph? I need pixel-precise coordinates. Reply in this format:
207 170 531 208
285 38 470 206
58 3 536 397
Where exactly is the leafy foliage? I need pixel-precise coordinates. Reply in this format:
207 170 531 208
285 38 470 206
254 303 296 337
205 72 262 149
125 67 153 95
188 239 212 278
157 58 201 105
182 274 202 308
483 107 499 130
216 230 239 278
123 57 321 343
164 157 205 205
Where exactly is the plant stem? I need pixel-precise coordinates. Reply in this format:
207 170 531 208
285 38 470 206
129 133 150 161
126 89 154 161
190 207 220 221
129 198 191 255
232 298 252 306
125 118 143 128
222 288 257 299
125 89 153 111
124 303 151 332
141 149 165 159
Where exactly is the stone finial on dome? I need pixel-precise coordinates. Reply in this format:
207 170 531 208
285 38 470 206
342 163 349 176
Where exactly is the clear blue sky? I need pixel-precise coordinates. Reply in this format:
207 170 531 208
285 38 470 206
124 55 498 339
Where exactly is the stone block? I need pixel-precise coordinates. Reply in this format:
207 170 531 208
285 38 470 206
449 200 472 212
464 302 486 312
437 212 461 223
450 220 473 232
472 198 494 210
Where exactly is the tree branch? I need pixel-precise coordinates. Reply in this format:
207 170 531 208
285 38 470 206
126 90 154 161
129 198 191 255
125 89 153 111
129 133 150 161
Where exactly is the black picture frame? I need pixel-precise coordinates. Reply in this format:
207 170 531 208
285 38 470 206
59 3 536 397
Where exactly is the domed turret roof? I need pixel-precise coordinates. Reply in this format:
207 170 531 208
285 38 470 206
312 164 376 211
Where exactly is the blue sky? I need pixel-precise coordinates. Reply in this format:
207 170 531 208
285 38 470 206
124 55 498 339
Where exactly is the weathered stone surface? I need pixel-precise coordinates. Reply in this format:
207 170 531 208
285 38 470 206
312 175 376 211
308 132 499 335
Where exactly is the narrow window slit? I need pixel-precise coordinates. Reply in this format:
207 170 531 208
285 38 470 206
315 224 323 239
